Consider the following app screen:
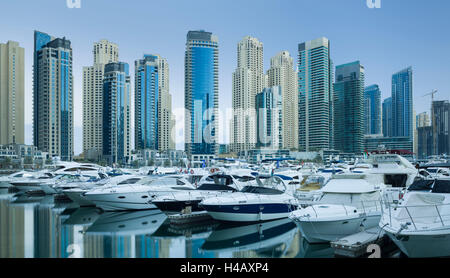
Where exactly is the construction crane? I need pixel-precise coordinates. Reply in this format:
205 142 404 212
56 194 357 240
422 90 438 155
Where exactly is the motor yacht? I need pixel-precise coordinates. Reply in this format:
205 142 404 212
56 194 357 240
0 171 36 188
200 176 299 222
84 175 195 211
151 173 243 214
380 178 450 257
289 173 384 243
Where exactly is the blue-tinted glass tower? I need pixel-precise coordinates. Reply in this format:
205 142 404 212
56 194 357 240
34 32 73 161
364 84 382 135
256 86 283 149
135 55 159 150
103 62 131 165
333 61 365 154
184 30 218 160
382 97 393 137
392 67 413 141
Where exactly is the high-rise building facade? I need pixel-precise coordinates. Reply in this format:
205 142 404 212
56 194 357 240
298 37 333 151
102 62 131 165
416 112 430 128
135 54 174 152
333 61 365 154
364 84 381 135
34 32 73 161
184 30 219 160
382 97 393 137
83 40 119 160
256 86 283 149
267 51 298 150
432 100 450 155
231 36 264 153
0 41 24 145
392 67 413 141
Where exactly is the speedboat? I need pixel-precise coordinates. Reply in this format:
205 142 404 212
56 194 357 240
151 174 243 214
200 175 299 222
0 171 37 188
63 175 145 207
380 178 450 257
39 173 103 194
84 175 195 211
9 172 56 192
289 173 384 243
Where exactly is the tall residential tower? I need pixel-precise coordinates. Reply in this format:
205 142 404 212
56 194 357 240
0 41 24 145
184 30 219 161
83 40 119 160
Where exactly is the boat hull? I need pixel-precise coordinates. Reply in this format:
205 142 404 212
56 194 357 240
202 203 297 222
384 229 450 258
153 199 203 214
85 192 156 211
64 191 96 207
293 214 381 243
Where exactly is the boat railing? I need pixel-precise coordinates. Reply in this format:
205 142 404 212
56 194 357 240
381 201 450 230
308 200 381 218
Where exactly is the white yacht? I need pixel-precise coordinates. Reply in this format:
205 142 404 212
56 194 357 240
9 171 56 191
289 173 384 243
63 175 145 207
151 174 243 214
0 171 36 188
380 178 450 257
200 176 299 222
84 175 195 211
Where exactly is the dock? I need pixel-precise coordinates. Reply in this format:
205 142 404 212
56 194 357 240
330 227 390 258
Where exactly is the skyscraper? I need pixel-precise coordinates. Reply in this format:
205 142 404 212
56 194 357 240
267 51 298 150
135 54 174 152
298 37 333 151
102 62 131 165
392 67 413 140
256 86 283 149
231 36 264 153
184 30 218 161
364 84 381 135
333 61 365 154
0 41 24 145
432 100 450 155
416 112 430 128
34 32 73 161
382 97 393 137
83 40 119 160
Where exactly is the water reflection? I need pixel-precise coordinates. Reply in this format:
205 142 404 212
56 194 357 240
296 237 334 258
0 192 334 258
200 219 299 258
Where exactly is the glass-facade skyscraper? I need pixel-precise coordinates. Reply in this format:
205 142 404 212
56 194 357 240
256 86 283 149
135 55 159 150
298 37 333 151
184 30 218 160
333 61 365 154
364 84 382 135
34 31 73 161
103 62 131 165
382 97 393 137
392 67 413 141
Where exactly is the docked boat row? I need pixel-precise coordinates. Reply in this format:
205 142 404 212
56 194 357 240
3 154 450 257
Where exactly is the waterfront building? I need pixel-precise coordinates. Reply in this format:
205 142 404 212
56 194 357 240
298 37 333 151
184 30 219 161
382 97 393 137
102 62 131 165
364 84 381 135
267 51 298 150
392 67 413 141
333 61 365 154
256 86 283 149
0 41 24 145
83 40 119 161
34 32 73 161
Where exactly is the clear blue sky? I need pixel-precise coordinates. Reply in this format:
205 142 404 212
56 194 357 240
0 0 449 155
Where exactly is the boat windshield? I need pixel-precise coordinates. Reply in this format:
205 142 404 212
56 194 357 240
431 180 450 193
240 186 284 195
408 179 450 193
408 180 434 191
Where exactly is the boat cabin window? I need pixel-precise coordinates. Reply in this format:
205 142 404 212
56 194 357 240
408 180 434 191
431 180 450 193
233 176 255 182
240 186 283 195
118 178 141 185
176 179 186 185
384 174 408 187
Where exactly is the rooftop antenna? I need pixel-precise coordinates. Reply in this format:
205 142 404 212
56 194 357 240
422 89 438 155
